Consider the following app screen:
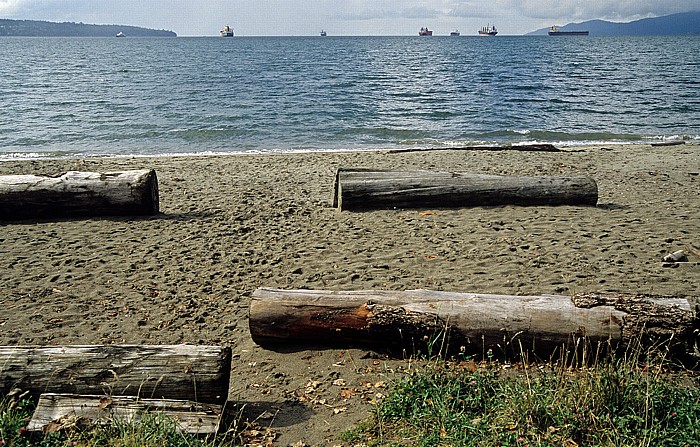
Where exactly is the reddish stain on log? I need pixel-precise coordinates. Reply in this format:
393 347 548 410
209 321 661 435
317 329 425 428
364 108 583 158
308 304 371 330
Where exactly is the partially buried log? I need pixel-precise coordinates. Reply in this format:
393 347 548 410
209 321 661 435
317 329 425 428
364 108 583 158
0 345 231 404
333 169 598 211
0 169 159 219
250 288 700 362
28 394 222 434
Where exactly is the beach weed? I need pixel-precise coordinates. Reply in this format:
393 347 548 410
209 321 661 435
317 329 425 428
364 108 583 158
346 347 700 447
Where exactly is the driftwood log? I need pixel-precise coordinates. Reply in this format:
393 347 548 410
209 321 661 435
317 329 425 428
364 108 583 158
332 169 598 211
250 288 699 361
0 169 159 219
0 345 231 404
28 394 222 434
387 144 562 154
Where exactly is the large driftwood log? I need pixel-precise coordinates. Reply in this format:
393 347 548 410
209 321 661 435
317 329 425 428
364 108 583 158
0 345 231 404
0 170 159 219
388 144 562 154
250 288 699 360
332 169 598 211
28 394 222 434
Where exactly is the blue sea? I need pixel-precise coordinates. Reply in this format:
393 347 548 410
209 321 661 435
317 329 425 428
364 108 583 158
1 35 699 160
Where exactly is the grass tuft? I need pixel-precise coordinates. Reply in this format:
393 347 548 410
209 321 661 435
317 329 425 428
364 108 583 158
345 353 700 447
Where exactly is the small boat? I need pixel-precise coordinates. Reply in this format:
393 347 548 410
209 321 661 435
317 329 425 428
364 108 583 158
220 24 234 37
115 32 125 38
450 30 460 36
320 30 327 36
419 27 433 36
548 25 588 36
478 24 497 36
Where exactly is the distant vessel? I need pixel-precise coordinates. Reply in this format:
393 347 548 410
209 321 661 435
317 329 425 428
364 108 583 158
419 27 433 36
450 30 460 36
220 24 234 37
548 25 588 36
478 24 497 36
115 32 125 38
320 30 327 36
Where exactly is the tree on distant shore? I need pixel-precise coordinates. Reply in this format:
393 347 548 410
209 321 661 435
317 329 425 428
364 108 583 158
0 19 176 37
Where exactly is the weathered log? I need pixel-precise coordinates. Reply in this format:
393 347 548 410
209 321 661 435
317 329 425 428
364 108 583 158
332 169 598 211
28 394 222 434
0 345 231 404
0 170 159 219
651 140 685 147
249 288 699 361
387 144 562 154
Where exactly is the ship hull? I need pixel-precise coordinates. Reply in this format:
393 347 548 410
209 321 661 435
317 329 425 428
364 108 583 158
548 31 589 36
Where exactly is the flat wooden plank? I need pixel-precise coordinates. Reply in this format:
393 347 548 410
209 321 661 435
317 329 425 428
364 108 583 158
28 393 222 434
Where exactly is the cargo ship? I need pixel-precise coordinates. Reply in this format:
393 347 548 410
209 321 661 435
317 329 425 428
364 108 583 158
220 24 234 37
548 25 588 36
478 24 497 36
419 27 433 36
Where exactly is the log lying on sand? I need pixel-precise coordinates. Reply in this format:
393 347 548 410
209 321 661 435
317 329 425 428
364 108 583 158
387 144 563 154
332 169 598 211
28 394 223 434
0 169 159 219
0 345 231 404
250 288 699 361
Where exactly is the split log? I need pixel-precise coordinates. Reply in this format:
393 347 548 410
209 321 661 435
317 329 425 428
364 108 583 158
0 169 159 219
250 288 699 361
332 169 598 211
28 394 222 434
0 345 231 404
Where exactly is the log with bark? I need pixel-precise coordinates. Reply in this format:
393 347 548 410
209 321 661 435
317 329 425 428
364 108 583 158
28 393 223 434
0 345 231 404
249 288 700 362
0 169 159 219
332 169 598 211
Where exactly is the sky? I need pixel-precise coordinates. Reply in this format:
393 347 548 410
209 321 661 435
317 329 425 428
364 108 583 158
0 0 697 36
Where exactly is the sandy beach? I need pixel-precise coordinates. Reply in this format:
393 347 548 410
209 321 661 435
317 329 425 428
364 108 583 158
1 144 699 445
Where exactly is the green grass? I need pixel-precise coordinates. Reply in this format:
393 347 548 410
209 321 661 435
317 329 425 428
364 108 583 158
343 355 700 447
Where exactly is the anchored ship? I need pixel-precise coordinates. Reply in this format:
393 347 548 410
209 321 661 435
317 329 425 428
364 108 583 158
419 27 433 36
220 24 234 37
478 24 497 36
548 25 588 36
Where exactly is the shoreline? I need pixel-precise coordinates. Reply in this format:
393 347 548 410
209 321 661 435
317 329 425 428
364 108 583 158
1 143 699 445
1 139 698 162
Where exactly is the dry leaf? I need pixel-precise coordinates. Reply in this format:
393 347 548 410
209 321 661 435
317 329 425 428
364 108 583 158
339 389 356 399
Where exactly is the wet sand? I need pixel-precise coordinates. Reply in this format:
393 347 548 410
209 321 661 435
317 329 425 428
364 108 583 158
1 144 699 445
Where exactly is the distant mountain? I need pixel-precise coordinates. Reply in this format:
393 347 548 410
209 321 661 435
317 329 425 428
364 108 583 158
527 11 700 36
0 19 176 37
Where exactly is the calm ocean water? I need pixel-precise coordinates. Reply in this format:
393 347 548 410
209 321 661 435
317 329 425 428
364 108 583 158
1 36 699 160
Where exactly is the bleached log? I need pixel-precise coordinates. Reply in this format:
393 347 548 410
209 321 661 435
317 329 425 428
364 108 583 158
0 345 231 404
332 169 598 211
0 170 159 219
28 394 222 434
250 288 699 360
